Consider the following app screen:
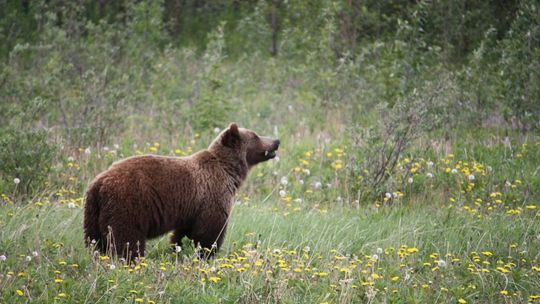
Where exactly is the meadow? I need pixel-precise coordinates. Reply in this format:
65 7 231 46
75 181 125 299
1 129 539 303
1 1 540 303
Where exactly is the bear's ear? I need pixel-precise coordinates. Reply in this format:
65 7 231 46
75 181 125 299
222 123 240 147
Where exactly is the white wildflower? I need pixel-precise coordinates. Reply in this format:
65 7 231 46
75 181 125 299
427 161 434 167
451 168 458 174
298 179 304 185
175 245 182 253
279 190 286 197
426 173 433 178
294 198 303 203
303 169 311 175
213 127 221 134
13 178 20 185
25 256 32 262
314 182 322 189
109 264 116 270
32 251 39 257
67 202 76 209
0 255 6 261
280 176 288 186
376 247 383 254
372 254 379 261
468 174 475 181
67 156 75 162
408 177 414 184
385 192 392 199
84 147 91 155
114 144 120 149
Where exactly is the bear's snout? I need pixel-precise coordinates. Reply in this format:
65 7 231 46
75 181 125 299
271 139 280 152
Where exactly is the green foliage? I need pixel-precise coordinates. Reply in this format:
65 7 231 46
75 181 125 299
498 2 540 130
0 128 56 196
190 22 232 132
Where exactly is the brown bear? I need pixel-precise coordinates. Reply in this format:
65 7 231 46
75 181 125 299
83 123 279 260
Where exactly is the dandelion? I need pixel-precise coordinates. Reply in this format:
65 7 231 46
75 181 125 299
426 173 433 178
500 290 509 296
16 290 24 296
280 176 288 185
279 190 286 197
372 254 379 261
427 161 434 167
376 247 383 254
25 256 32 262
175 245 182 253
109 264 116 270
303 169 311 175
468 174 475 181
458 298 467 304
408 177 413 184
67 156 75 162
67 202 76 209
451 168 458 174
0 255 6 261
14 178 20 184
385 192 392 199
32 251 39 257
84 147 91 155
314 182 322 189
437 260 447 268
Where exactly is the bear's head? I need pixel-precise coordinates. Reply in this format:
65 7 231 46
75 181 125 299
209 123 280 168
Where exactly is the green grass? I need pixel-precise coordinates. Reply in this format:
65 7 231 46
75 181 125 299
1 134 539 303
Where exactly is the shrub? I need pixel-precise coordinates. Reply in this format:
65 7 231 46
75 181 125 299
0 128 57 198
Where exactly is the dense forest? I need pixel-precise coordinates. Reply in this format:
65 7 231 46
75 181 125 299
1 0 539 197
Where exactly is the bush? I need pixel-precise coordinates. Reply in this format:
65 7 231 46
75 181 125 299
0 128 57 198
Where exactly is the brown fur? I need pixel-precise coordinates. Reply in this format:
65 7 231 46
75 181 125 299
83 123 279 260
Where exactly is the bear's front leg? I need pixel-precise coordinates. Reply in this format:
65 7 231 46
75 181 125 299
170 228 187 249
188 213 228 259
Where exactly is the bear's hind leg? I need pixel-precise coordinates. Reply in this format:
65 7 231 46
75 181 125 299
104 226 146 262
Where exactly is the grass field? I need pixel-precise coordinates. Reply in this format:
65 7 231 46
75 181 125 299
1 130 539 303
